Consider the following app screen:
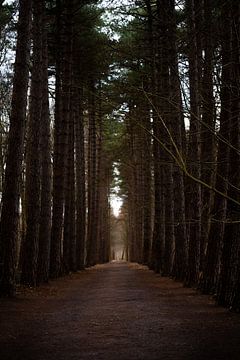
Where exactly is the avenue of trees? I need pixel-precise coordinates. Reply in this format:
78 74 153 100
0 0 112 295
0 0 240 312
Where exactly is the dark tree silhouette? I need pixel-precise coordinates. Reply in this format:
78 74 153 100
0 0 32 296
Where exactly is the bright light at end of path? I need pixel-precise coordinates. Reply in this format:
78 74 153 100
110 196 123 217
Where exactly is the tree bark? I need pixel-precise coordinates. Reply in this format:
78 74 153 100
168 0 188 281
201 2 232 295
142 90 152 265
21 0 43 287
75 84 86 270
217 2 240 307
37 4 52 284
86 81 98 266
200 0 215 271
50 0 65 278
62 0 75 274
0 0 32 296
185 0 202 287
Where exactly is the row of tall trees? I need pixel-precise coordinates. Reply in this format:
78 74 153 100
0 0 113 296
114 0 240 311
0 0 240 313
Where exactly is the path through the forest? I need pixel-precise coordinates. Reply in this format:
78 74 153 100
0 262 240 360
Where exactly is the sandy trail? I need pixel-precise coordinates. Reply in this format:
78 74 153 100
0 262 240 360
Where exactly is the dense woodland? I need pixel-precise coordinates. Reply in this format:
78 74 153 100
0 0 239 312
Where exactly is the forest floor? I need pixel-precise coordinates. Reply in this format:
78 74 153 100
0 262 240 360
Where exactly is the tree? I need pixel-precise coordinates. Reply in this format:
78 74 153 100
50 0 65 278
37 4 52 284
168 1 187 281
185 0 202 286
74 84 86 270
0 0 32 296
217 1 240 307
21 0 44 286
62 0 75 274
86 80 98 266
200 0 215 268
201 1 232 295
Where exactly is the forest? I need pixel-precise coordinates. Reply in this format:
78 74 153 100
0 0 239 315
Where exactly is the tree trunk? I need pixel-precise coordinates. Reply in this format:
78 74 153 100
149 0 164 274
21 0 43 287
86 81 97 266
37 5 52 284
142 91 152 265
96 88 106 264
201 2 232 295
200 0 215 271
231 105 240 310
75 85 86 270
185 0 202 287
0 0 32 296
50 0 65 278
62 0 75 274
151 0 175 275
217 2 240 307
168 0 188 281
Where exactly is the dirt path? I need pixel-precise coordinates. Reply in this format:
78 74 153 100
0 262 240 360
